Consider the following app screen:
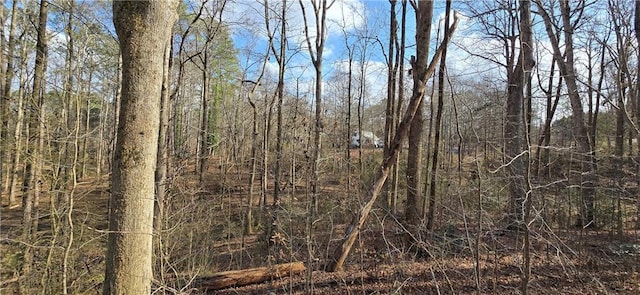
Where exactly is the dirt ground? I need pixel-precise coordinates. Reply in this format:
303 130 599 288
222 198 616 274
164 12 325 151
199 229 640 294
2 157 640 294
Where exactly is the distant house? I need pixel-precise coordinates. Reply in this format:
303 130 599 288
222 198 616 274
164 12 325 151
351 131 383 148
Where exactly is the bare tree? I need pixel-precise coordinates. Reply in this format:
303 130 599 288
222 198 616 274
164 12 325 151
505 0 535 229
517 2 535 292
299 0 334 214
383 0 399 211
273 0 287 235
4 0 21 206
535 0 597 227
21 0 49 277
533 57 561 179
425 0 453 231
105 1 178 293
1 0 19 196
193 0 228 184
327 4 459 271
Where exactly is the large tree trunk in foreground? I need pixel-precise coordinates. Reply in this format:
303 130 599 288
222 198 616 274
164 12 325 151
405 0 432 227
194 262 305 291
105 2 178 294
327 10 459 272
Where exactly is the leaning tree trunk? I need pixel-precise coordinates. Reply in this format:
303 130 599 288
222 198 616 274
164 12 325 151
105 2 178 294
327 9 459 272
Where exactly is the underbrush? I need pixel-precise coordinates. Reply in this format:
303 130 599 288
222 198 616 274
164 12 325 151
1 151 639 294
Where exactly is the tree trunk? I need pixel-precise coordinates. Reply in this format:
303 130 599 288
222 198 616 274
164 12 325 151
383 0 398 211
270 0 287 257
198 50 210 184
7 32 28 207
1 0 19 196
425 0 451 232
517 3 534 293
608 0 628 235
273 0 286 218
59 0 76 208
81 68 93 180
246 90 258 235
327 12 459 272
155 40 172 234
533 58 560 179
404 1 433 228
635 0 640 229
300 0 330 215
393 0 408 214
21 0 49 278
111 56 122 175
536 0 596 227
345 48 353 195
194 262 305 291
105 2 177 294
506 0 535 229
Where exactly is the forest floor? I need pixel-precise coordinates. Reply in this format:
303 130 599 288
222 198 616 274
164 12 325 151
1 152 640 294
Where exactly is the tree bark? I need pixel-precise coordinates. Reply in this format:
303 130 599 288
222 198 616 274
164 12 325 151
194 262 305 291
404 1 433 228
105 2 178 294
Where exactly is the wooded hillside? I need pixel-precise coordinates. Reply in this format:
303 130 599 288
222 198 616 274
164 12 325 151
1 0 639 294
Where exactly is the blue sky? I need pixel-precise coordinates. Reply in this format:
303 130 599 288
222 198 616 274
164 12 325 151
220 0 479 105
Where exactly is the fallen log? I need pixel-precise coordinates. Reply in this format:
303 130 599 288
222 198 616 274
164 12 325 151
194 261 305 291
